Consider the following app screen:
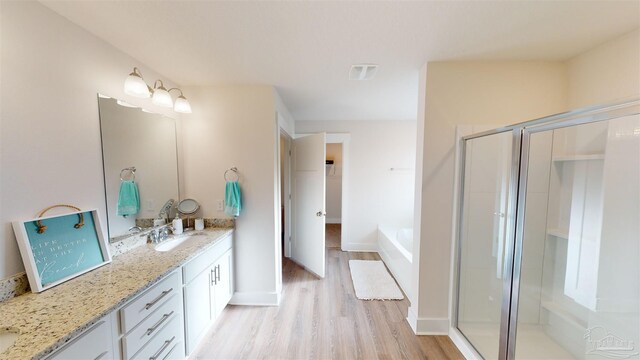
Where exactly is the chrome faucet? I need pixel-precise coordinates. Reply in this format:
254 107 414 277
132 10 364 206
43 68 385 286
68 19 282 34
149 226 175 244
158 227 171 242
148 229 159 243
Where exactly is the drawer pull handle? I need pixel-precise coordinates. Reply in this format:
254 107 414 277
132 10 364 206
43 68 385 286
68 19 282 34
146 310 175 336
161 343 178 360
145 288 173 310
211 268 216 286
94 351 109 360
150 336 176 360
216 264 221 282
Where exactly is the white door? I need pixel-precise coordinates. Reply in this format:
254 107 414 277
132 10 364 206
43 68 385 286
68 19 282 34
292 133 326 278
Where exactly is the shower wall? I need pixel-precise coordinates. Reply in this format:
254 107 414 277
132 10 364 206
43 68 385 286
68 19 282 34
517 116 640 359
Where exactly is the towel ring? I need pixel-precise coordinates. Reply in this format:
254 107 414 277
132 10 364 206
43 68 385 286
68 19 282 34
35 204 84 234
224 167 239 181
120 167 136 181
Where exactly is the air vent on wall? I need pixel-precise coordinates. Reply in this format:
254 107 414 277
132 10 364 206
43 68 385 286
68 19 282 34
349 64 378 80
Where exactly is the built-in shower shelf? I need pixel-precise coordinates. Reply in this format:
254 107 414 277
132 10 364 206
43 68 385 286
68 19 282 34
552 154 605 162
547 228 569 239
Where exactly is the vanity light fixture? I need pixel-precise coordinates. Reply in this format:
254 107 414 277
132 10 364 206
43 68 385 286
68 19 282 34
151 80 173 108
123 67 192 114
170 89 193 114
124 67 151 98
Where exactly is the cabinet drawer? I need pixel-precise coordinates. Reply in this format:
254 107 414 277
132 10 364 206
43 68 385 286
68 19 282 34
123 293 181 360
131 315 184 360
48 318 112 360
121 271 181 334
160 340 185 360
182 234 232 284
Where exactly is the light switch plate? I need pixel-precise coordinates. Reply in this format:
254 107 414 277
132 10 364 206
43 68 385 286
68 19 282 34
217 200 224 211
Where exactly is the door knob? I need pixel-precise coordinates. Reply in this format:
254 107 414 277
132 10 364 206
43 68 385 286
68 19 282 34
316 211 326 217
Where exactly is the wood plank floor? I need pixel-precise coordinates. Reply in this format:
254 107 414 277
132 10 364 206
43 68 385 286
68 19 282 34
325 224 341 249
191 241 464 359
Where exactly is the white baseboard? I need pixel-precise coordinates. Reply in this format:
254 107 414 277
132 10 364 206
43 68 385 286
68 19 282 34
341 242 378 252
229 291 281 306
325 218 342 224
449 327 481 359
406 306 449 335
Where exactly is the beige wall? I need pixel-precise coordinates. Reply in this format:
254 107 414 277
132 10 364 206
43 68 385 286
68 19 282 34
412 61 568 333
0 1 181 280
181 85 286 305
567 29 640 109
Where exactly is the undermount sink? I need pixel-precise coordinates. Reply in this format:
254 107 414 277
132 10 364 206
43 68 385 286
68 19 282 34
154 232 207 252
0 329 19 354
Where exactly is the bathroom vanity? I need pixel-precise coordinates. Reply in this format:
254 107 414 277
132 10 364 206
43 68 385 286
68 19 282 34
0 228 234 360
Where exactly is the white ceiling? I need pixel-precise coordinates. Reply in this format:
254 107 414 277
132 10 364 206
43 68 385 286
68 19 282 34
41 1 639 121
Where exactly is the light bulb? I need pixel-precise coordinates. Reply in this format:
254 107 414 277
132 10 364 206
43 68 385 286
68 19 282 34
174 95 192 113
123 69 150 98
152 86 173 108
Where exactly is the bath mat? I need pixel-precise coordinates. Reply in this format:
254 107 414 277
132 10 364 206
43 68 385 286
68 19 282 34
348 260 403 300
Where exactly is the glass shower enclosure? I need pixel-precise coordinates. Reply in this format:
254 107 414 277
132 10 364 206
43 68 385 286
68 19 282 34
454 100 640 360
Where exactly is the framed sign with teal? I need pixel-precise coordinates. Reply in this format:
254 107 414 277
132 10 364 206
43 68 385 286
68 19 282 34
12 208 112 293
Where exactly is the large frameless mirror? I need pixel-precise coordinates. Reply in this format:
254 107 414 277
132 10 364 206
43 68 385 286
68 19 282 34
97 95 180 242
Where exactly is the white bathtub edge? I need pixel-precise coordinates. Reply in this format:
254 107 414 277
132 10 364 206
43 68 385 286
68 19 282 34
377 226 413 300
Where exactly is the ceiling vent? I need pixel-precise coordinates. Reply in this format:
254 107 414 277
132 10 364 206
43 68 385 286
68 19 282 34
349 64 378 80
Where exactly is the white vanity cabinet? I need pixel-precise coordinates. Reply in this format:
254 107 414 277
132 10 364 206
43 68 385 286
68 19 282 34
47 314 117 360
119 270 184 360
47 270 184 360
183 234 234 355
44 232 234 360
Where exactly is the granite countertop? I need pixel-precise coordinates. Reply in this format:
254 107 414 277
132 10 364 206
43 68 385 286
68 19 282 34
0 228 233 360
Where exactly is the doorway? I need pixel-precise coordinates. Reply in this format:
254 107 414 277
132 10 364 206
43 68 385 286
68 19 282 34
325 143 342 249
280 132 349 278
325 133 350 252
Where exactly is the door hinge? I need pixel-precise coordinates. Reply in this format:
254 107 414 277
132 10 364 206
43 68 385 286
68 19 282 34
288 194 291 200
289 150 291 156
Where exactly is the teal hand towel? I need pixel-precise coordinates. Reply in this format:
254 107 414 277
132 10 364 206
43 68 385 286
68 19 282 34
117 180 140 217
224 181 242 217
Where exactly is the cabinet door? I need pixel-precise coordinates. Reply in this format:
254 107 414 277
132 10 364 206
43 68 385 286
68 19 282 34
212 249 233 319
184 268 212 354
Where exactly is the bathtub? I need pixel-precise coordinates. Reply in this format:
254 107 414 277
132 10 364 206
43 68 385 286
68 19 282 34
377 226 413 300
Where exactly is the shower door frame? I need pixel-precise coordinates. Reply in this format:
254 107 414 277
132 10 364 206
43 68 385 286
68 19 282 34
452 99 640 360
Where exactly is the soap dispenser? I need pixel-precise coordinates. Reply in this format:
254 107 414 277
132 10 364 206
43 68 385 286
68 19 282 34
172 214 183 235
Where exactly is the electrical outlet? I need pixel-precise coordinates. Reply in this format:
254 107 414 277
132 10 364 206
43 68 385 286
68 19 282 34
145 200 155 213
217 200 224 211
